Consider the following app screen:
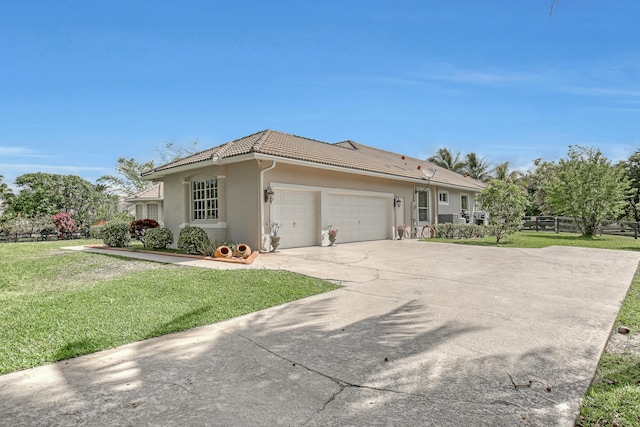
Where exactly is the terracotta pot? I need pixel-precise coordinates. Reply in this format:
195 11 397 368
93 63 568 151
214 245 233 258
233 244 251 259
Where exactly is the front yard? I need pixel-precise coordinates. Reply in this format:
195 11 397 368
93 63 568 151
0 240 337 375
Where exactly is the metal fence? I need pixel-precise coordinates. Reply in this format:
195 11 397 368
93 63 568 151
521 216 640 239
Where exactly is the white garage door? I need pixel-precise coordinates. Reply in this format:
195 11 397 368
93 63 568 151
271 189 318 248
328 193 391 243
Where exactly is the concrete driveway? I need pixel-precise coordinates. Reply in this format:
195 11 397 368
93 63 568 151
2 240 639 426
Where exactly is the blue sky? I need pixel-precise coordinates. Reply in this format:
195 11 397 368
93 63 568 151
1 1 639 188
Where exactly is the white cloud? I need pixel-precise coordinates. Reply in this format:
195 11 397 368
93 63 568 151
0 146 53 158
0 163 110 173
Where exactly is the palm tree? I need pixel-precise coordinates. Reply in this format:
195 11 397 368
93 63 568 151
0 174 14 206
463 153 491 182
427 148 465 173
491 161 523 184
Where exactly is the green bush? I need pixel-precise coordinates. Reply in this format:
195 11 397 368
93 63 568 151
101 222 131 247
177 226 209 254
145 227 174 250
433 223 488 240
89 223 105 239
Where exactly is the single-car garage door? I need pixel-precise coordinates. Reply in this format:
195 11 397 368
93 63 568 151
271 189 318 248
328 193 391 243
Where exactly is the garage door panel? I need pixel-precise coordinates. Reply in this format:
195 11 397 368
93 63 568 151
328 193 390 243
272 190 318 248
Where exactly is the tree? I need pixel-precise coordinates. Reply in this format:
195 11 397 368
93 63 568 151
491 161 523 184
8 173 118 233
463 153 491 182
97 157 155 195
477 180 530 244
427 148 465 173
618 150 640 222
156 141 200 165
545 146 630 236
0 174 14 207
523 158 560 216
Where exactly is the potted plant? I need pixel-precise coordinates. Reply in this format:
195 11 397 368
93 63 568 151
269 222 282 252
396 224 407 240
327 225 338 246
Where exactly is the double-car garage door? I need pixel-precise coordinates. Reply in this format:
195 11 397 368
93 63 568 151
272 188 391 249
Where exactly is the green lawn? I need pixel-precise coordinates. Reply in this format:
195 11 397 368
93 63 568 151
428 230 640 426
0 240 337 375
428 230 640 251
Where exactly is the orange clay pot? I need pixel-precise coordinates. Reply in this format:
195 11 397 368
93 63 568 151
214 245 233 258
233 244 252 259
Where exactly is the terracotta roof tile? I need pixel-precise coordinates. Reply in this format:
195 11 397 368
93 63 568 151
144 130 485 190
125 182 163 201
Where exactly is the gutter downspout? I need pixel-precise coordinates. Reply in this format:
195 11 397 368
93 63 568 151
259 160 277 250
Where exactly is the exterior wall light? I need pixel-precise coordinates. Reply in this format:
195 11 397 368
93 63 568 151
264 186 275 203
394 197 402 208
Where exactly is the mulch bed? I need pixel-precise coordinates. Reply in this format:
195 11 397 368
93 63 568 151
84 245 260 265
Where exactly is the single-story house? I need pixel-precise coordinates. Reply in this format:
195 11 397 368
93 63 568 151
124 182 164 223
142 130 485 251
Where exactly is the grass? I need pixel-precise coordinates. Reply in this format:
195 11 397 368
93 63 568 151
428 230 640 251
426 230 640 426
577 266 640 427
0 240 337 375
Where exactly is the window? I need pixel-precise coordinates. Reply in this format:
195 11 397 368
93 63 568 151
461 194 469 210
438 191 449 205
417 191 429 222
147 204 158 221
135 204 143 220
192 179 218 220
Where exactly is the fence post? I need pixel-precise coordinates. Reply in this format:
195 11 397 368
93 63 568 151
554 216 559 233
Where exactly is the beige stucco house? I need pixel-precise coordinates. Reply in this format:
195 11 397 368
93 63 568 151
142 130 485 251
124 182 164 223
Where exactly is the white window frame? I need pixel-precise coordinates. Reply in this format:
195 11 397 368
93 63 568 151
438 191 449 206
460 194 469 211
416 190 430 224
192 178 218 221
135 204 143 220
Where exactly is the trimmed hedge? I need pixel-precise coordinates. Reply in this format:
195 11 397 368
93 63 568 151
145 227 174 250
177 226 209 254
433 223 487 240
101 222 131 247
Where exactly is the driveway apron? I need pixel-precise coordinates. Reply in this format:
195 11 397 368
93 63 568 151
1 240 639 426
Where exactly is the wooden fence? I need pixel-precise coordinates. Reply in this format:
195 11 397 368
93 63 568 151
522 216 640 239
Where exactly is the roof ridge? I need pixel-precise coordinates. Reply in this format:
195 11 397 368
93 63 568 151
250 129 272 152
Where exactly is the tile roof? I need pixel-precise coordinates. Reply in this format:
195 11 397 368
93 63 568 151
125 182 163 201
144 130 485 190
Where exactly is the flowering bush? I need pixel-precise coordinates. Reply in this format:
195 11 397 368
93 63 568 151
129 219 160 246
51 212 78 239
328 226 338 238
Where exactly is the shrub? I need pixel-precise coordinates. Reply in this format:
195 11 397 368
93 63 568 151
89 220 106 239
145 227 174 250
178 226 209 254
129 219 160 246
1 216 56 239
51 212 78 239
433 223 488 240
101 222 131 247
